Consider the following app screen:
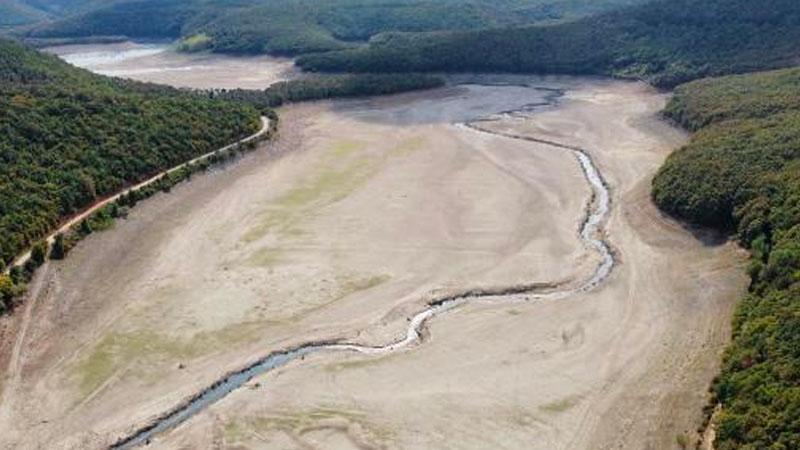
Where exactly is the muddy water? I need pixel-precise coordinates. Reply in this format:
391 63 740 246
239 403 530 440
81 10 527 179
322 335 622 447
44 41 297 90
110 85 614 449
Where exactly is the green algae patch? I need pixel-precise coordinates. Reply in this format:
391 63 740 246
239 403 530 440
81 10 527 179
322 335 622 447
391 136 426 157
246 246 288 268
176 33 212 52
242 135 427 244
224 406 395 446
74 331 184 398
324 349 405 373
279 273 390 323
539 394 583 414
73 320 274 399
339 274 390 297
242 139 376 243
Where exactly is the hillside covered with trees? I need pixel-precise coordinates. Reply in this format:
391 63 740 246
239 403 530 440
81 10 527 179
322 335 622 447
23 0 647 55
652 67 800 449
0 38 261 308
0 0 112 29
297 0 800 88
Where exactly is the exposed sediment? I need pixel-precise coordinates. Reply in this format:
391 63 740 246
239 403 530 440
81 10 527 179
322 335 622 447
110 88 615 449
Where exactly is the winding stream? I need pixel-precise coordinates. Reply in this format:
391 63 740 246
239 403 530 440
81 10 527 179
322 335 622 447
110 87 614 449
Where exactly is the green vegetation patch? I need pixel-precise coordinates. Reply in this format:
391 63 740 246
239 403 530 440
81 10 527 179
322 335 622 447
176 33 212 53
224 406 395 446
73 320 271 399
539 394 583 414
242 139 374 243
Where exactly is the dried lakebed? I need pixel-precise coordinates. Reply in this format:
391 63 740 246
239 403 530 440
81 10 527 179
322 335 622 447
0 78 746 450
111 87 613 448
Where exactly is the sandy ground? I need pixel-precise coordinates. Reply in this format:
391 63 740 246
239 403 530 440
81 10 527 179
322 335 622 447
44 41 298 89
0 78 746 450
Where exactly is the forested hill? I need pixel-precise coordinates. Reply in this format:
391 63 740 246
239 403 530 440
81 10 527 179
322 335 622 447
0 38 260 280
297 0 800 88
23 0 647 55
651 67 800 449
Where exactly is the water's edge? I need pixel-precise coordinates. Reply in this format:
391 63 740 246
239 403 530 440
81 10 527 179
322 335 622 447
111 85 614 449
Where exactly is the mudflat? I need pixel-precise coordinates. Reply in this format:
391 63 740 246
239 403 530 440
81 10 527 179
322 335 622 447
0 78 746 449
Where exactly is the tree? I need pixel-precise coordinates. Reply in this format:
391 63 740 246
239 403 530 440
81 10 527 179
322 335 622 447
30 241 47 266
0 274 14 301
0 274 13 313
9 266 24 285
51 234 66 260
79 219 92 235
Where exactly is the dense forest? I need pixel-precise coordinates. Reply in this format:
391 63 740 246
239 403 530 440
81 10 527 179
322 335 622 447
297 0 800 88
0 0 116 29
21 0 647 55
652 67 800 449
0 1 46 27
0 38 261 310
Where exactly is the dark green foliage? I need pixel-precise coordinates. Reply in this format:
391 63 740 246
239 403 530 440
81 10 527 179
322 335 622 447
78 219 92 236
0 37 260 288
653 112 800 229
29 241 46 266
8 0 112 27
298 21 613 76
8 266 24 285
0 273 22 312
26 0 194 39
26 0 647 56
653 68 800 228
51 233 66 260
212 74 445 111
0 1 48 27
297 0 800 88
652 66 800 448
24 240 47 274
665 68 800 132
